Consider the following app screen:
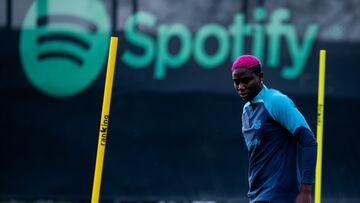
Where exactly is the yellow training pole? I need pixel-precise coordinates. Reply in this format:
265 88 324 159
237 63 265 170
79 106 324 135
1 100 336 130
315 50 326 203
91 36 118 203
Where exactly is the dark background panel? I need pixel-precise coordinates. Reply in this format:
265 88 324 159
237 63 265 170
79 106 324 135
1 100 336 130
1 89 360 200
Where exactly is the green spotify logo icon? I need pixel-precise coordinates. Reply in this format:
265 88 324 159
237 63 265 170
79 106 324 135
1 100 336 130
20 0 110 97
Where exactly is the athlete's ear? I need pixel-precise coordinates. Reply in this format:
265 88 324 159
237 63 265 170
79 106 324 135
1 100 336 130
257 72 264 82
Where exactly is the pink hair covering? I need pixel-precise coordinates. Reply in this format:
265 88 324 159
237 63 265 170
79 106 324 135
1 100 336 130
231 55 261 71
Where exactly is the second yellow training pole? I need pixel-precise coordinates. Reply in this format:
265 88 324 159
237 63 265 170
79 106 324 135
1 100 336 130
91 36 118 203
315 50 326 203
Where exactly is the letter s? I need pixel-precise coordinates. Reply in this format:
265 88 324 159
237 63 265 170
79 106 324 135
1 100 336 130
122 12 156 68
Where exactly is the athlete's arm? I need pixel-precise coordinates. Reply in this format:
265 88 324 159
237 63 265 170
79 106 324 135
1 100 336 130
295 184 312 203
269 94 318 184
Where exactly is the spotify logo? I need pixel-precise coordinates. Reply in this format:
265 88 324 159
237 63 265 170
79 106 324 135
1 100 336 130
20 0 110 97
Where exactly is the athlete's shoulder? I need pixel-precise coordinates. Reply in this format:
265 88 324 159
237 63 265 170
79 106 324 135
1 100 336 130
262 87 296 117
264 88 294 106
263 87 310 134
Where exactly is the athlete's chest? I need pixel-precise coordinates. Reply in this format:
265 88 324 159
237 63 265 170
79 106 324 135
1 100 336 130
241 103 279 150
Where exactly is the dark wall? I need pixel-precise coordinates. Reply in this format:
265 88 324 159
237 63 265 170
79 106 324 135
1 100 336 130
1 90 360 200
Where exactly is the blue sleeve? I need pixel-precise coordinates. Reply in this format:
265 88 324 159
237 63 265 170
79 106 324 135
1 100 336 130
267 94 309 135
294 127 318 184
266 94 318 184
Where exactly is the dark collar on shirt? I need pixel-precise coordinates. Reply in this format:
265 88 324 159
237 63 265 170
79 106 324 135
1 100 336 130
250 84 267 105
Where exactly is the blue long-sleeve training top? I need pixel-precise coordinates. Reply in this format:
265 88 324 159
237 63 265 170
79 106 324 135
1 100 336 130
241 85 317 203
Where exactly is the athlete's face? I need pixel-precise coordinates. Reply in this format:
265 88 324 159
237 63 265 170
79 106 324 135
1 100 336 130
232 68 263 101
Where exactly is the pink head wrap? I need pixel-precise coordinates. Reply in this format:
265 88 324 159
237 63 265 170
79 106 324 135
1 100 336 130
231 55 262 71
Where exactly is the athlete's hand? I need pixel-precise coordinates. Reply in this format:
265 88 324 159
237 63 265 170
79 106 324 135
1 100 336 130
294 184 312 203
